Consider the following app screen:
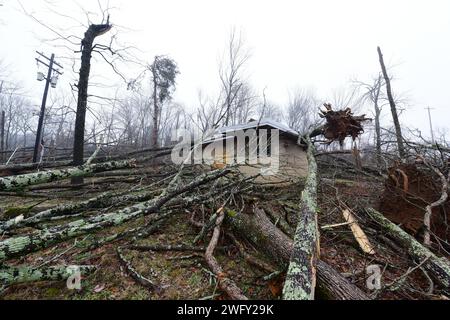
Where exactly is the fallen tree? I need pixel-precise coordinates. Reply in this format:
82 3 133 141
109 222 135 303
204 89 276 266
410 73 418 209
283 136 320 300
226 206 370 300
366 208 450 289
0 159 137 191
0 168 231 263
310 104 371 147
0 265 95 287
205 207 248 300
0 188 163 233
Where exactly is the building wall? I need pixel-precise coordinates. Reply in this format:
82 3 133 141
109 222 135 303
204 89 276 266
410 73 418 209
236 136 308 185
207 135 308 185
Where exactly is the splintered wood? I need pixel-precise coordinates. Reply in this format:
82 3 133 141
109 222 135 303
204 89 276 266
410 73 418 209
342 209 375 255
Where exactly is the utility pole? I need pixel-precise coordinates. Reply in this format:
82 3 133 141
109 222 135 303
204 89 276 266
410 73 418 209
33 52 63 163
425 107 435 144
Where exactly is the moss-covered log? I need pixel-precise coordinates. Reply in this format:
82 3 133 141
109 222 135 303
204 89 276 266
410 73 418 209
0 265 95 286
283 136 319 300
367 208 450 289
0 159 137 191
226 207 370 300
0 169 230 263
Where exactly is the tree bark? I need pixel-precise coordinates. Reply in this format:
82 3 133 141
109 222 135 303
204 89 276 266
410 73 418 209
377 46 405 158
0 188 161 233
0 159 136 192
283 136 319 300
0 169 230 263
367 208 450 289
72 21 112 185
0 265 95 287
205 208 248 300
151 59 159 149
226 208 370 300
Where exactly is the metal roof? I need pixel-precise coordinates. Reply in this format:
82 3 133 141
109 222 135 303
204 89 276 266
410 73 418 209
216 119 299 137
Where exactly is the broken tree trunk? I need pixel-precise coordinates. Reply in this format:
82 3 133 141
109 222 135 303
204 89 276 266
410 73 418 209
367 208 450 289
72 19 112 185
0 168 230 263
0 265 95 287
283 136 319 300
226 207 370 300
0 159 136 192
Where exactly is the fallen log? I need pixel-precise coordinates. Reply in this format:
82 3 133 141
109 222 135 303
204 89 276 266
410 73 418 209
0 159 137 191
205 208 248 300
0 265 95 287
0 160 73 175
366 208 450 289
0 188 162 233
0 168 230 263
226 207 370 300
283 136 319 300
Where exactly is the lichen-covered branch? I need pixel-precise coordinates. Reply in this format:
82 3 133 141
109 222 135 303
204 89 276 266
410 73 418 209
283 136 319 300
0 168 230 263
367 208 450 289
0 188 161 233
0 159 137 191
0 265 95 287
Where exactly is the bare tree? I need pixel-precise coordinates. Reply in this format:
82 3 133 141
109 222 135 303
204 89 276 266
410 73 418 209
355 74 384 166
377 46 406 158
218 28 251 126
285 88 321 135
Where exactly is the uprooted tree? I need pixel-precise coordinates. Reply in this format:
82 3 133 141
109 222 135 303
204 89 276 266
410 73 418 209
310 103 372 148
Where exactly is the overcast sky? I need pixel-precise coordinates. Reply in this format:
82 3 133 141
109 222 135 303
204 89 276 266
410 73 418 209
1 0 449 140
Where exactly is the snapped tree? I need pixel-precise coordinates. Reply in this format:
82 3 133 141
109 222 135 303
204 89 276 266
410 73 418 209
72 17 112 185
149 56 179 148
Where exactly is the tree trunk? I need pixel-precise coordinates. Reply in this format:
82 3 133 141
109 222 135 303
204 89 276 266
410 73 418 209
151 62 159 148
72 22 112 185
0 159 136 192
367 208 450 289
226 208 370 300
0 265 95 287
0 169 230 263
377 46 405 159
283 136 319 300
374 102 382 167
